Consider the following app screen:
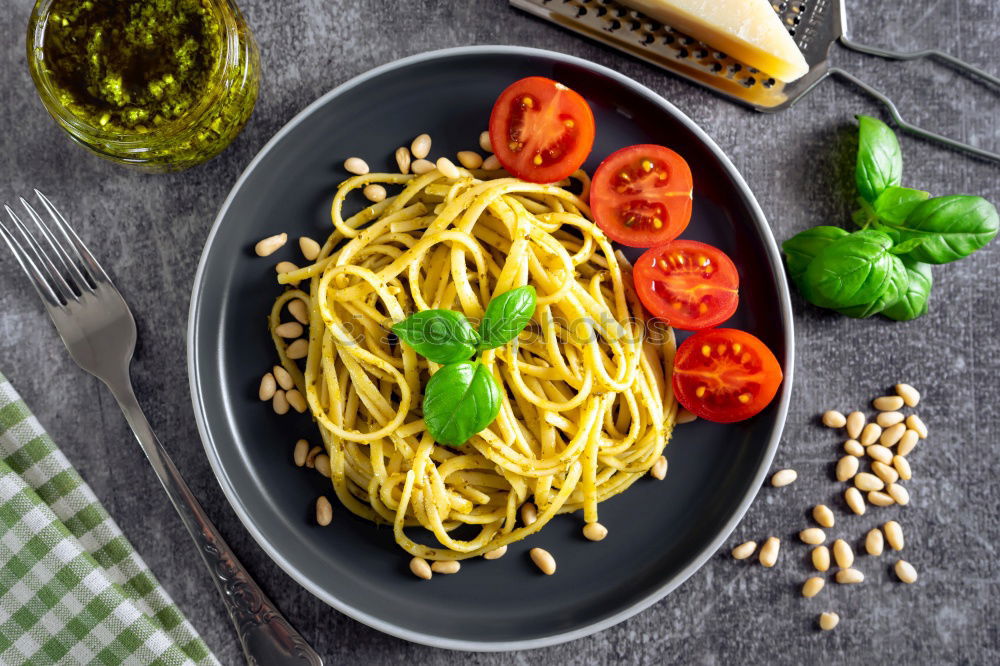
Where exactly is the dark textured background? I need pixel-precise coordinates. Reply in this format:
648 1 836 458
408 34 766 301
2 1 998 663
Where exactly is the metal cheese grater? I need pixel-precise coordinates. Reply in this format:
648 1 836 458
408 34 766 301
511 0 1000 163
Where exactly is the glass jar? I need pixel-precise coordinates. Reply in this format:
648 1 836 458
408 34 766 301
26 0 260 173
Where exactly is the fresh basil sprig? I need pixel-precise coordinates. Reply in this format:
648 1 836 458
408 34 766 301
883 258 932 321
856 115 903 204
391 286 536 447
874 195 999 264
801 231 902 309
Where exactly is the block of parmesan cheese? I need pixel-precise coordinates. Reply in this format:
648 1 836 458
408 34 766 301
622 0 809 82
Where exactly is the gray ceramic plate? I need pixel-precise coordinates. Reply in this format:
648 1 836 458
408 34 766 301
188 46 793 651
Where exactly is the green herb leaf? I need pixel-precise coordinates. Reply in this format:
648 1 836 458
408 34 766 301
889 238 925 255
856 115 903 204
392 310 480 364
781 226 849 289
422 362 501 447
801 230 897 308
835 252 908 318
873 186 930 224
876 195 999 264
883 258 932 321
477 286 537 350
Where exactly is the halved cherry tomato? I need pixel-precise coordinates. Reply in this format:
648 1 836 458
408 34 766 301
590 144 693 247
672 328 783 423
488 76 595 184
634 240 739 330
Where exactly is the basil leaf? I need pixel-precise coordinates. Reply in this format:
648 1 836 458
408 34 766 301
392 310 479 364
856 115 903 204
802 230 897 308
878 195 999 264
477 286 537 350
873 186 930 224
835 253 907 318
890 238 925 255
781 226 849 289
422 362 501 447
882 258 932 321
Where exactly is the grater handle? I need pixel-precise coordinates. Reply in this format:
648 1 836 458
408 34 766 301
839 36 1000 88
830 68 1000 164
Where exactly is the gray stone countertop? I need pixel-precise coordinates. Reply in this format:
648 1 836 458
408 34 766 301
2 1 998 663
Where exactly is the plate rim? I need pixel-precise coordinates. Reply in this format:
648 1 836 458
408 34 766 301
187 44 795 652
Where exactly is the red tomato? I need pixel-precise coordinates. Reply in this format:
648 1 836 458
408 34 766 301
590 144 693 247
672 328 783 423
633 240 739 330
488 76 595 184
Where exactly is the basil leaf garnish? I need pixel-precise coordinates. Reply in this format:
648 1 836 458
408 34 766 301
781 226 849 289
856 115 903 204
422 361 501 447
835 252 907 319
883 258 932 321
877 195 999 265
392 310 479 364
872 186 930 225
477 286 537 350
802 230 897 308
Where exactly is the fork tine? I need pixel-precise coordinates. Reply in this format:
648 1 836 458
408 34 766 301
3 204 77 303
33 190 111 287
0 213 64 307
20 197 92 294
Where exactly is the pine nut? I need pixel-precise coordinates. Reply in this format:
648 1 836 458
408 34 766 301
583 522 608 541
822 410 846 428
819 612 840 631
836 455 859 482
316 496 333 526
409 557 432 580
832 539 853 568
305 445 322 468
893 455 912 480
410 133 431 159
887 483 909 505
521 502 538 526
876 411 904 427
431 560 461 574
255 233 287 257
873 395 904 411
812 504 835 528
314 453 331 478
482 154 502 170
530 547 556 575
293 439 308 467
286 389 307 413
897 430 919 456
894 560 917 584
880 423 906 447
676 408 697 424
865 528 884 556
483 545 507 560
860 423 882 445
812 545 830 572
363 184 387 202
732 541 757 560
271 366 292 391
286 339 309 360
258 372 276 401
436 157 460 180
802 577 825 598
872 461 899 485
456 150 483 169
770 469 797 487
867 490 894 506
651 455 668 480
287 298 309 325
844 439 865 456
759 537 780 568
272 390 289 415
846 411 865 439
344 157 369 175
275 322 303 338
896 383 920 407
479 130 492 153
884 521 904 550
395 146 411 174
276 260 299 274
854 472 884 492
867 444 893 465
411 158 435 174
835 568 864 584
845 487 866 515
799 528 825 545
298 236 320 261
906 415 928 439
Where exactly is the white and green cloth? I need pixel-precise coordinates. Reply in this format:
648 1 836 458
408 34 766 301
0 373 219 666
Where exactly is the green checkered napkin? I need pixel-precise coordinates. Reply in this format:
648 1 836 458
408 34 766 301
0 372 219 666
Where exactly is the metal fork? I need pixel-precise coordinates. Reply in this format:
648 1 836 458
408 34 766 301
0 192 323 666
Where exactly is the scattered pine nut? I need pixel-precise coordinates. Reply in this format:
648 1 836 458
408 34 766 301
872 460 899 485
409 557 432 580
844 439 865 456
799 528 826 545
873 395 904 411
860 422 882 446
836 455 859 482
846 411 865 439
651 455 668 480
812 504 835 528
676 408 697 424
835 568 864 584
484 545 507 560
530 547 556 575
812 545 830 572
880 422 906 447
479 130 493 153
583 522 608 541
254 233 287 257
770 469 797 487
854 472 884 492
876 411 904 427
884 521 904 551
832 539 854 568
344 157 369 175
314 453 331 478
258 373 276 401
456 150 483 169
272 390 289 415
865 528 884 556
732 541 757 560
431 560 461 575
315 496 333 526
286 339 309 360
299 236 321 261
286 389 306 413
521 502 538 526
410 133 431 159
293 439 309 467
363 184 387 202
845 487 866 515
894 560 917 584
867 490 894 506
276 260 299 275
275 322 304 339
305 445 322 468
436 157 461 179
287 298 309 325
482 154 502 170
896 383 920 407
411 158 435 174
395 146 411 174
759 537 780 568
906 415 928 439
867 444 893 465
887 483 909 505
273 365 294 390
893 455 912 481
822 410 846 428
819 611 840 631
897 430 919 456
802 577 825 598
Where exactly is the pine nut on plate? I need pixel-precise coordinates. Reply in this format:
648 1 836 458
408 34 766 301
287 298 309 324
835 568 864 584
344 156 369 175
822 410 846 428
836 455 858 482
583 522 608 541
254 232 287 257
395 146 411 174
759 537 780 568
770 469 797 487
520 502 538 526
843 439 865 457
894 560 918 584
876 411 904 428
258 372 276 401
436 157 460 179
410 133 432 159
431 560 461 575
896 383 920 407
860 422 882 445
530 547 556 575
409 557 432 580
676 408 697 424
286 389 307 413
286 339 309 359
846 411 865 439
873 395 904 411
732 541 757 560
867 490 894 506
866 444 892 465
893 455 912 480
884 521 904 550
897 430 919 456
298 236 321 261
275 321 303 338
456 150 483 169
799 528 826 545
411 158 436 174
305 445 322 467
483 545 507 560
272 390 289 415
273 365 294 390
845 487 866 515
818 612 840 631
482 154 502 170
812 504 835 528
880 422 906 447
363 184 387 202
314 453 331 478
479 130 492 153
293 439 309 467
275 260 299 275
650 455 668 480
832 539 853 568
865 528 884 556
802 577 825 598
315 496 333 526
854 472 884 492
812 545 830 572
906 414 929 439
872 460 899 485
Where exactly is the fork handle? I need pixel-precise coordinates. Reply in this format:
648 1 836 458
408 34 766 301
105 373 323 666
839 36 1000 88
